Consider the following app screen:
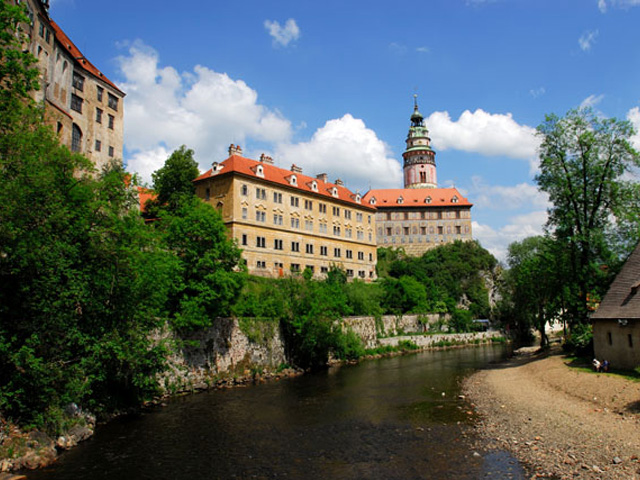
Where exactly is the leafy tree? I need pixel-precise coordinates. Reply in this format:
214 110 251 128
0 0 40 134
162 198 245 330
504 236 566 347
536 108 640 325
149 145 200 213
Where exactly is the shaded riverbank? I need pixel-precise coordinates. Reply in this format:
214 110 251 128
463 347 640 479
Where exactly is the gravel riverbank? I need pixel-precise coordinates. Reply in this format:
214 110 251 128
463 347 640 479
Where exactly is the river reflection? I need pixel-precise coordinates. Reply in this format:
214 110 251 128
27 346 526 480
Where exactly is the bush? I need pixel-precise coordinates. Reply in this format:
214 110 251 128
562 323 593 356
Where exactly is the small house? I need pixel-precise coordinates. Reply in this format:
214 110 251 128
590 244 640 370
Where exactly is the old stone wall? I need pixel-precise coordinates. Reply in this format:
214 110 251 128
157 318 287 393
378 330 503 348
342 313 448 349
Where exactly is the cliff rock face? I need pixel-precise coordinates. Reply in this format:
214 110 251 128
157 318 287 393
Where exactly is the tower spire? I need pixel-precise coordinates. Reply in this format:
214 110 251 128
402 95 437 189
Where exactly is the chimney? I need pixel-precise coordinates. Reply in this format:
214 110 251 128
228 144 243 156
291 164 303 174
260 153 274 164
335 178 344 186
316 173 328 183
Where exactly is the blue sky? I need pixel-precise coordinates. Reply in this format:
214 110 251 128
49 0 640 261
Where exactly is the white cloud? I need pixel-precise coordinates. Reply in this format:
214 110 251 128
426 109 540 167
580 94 605 109
529 87 545 98
627 106 640 150
416 46 430 53
117 41 292 182
126 146 171 186
264 19 300 47
598 0 640 11
474 210 548 262
275 114 402 191
579 30 599 51
469 177 550 211
388 42 408 55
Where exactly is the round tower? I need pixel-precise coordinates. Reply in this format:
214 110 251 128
403 95 437 189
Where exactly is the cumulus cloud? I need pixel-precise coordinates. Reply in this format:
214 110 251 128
469 177 550 211
117 41 292 182
264 19 300 47
426 109 540 168
474 211 548 263
580 94 605 109
627 106 640 150
598 0 608 12
579 30 599 51
275 114 402 191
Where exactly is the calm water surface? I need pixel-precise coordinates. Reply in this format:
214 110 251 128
27 346 526 480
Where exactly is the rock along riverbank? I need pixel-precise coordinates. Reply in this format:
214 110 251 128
463 347 640 479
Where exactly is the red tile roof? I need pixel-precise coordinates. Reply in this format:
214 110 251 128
49 20 125 96
362 187 472 208
194 154 374 210
137 186 156 213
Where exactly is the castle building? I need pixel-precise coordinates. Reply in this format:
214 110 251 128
363 98 473 256
194 145 378 280
19 0 125 170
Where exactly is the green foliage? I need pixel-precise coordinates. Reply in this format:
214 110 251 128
148 145 200 214
562 323 593 356
536 108 640 325
449 309 473 333
344 280 384 317
380 240 496 321
161 199 245 331
498 236 568 346
0 144 175 425
0 0 40 135
333 329 366 361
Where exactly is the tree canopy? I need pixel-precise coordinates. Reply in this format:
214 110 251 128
150 145 200 213
536 107 640 325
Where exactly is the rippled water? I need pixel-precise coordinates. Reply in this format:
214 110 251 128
26 346 526 480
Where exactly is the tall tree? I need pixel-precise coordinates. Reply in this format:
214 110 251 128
150 145 200 213
536 108 640 325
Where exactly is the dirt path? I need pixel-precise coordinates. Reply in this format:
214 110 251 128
463 348 640 479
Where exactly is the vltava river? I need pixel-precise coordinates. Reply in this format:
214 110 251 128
27 345 526 479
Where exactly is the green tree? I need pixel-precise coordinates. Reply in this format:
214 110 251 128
150 145 200 213
504 236 566 347
162 198 245 330
536 108 640 325
0 0 40 134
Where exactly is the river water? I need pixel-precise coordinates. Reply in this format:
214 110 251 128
27 346 527 480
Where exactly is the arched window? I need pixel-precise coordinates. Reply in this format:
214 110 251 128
71 123 82 152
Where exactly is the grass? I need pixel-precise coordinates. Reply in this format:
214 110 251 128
565 355 640 382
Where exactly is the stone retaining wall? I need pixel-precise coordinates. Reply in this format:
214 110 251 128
341 314 449 349
378 330 503 348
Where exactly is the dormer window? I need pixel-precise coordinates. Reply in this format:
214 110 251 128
369 197 376 205
425 196 432 204
256 164 264 178
311 180 318 192
452 195 459 203
397 196 404 204
355 194 361 203
212 162 220 173
331 187 338 197
289 175 297 186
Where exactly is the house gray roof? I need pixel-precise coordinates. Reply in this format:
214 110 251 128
591 242 640 320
